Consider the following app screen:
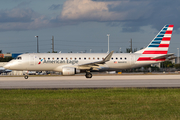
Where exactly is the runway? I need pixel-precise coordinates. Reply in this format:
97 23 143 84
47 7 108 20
0 75 180 89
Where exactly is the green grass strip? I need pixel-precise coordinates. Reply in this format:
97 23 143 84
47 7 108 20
0 88 180 120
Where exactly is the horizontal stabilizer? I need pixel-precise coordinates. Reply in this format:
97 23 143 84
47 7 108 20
151 53 174 59
166 56 176 61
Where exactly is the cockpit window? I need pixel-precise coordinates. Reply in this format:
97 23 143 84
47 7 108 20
17 57 22 60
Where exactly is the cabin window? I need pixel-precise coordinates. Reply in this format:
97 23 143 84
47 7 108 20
111 58 113 60
102 58 104 60
120 57 122 60
75 58 77 60
57 58 59 60
66 58 68 60
79 57 81 60
39 58 41 60
44 58 46 60
48 58 50 60
52 57 54 60
89 57 91 60
125 57 127 60
84 57 86 60
93 57 95 60
97 58 99 60
70 57 72 60
116 57 118 60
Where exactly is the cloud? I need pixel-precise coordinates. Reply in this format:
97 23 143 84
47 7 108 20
60 0 151 22
60 0 180 32
0 8 35 23
16 1 31 8
0 0 180 32
49 4 62 10
0 8 51 31
59 0 153 32
60 0 123 21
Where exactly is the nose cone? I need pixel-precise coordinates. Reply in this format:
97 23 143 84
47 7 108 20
3 61 15 69
3 63 11 69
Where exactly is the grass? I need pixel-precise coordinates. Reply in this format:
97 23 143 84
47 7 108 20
0 88 180 120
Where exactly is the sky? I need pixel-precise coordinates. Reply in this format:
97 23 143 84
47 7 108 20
0 0 180 55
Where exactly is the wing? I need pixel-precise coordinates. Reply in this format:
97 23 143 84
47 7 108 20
77 51 114 70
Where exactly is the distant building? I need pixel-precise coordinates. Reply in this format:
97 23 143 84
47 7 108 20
12 53 23 58
3 54 12 57
0 54 4 58
0 53 23 59
175 57 180 64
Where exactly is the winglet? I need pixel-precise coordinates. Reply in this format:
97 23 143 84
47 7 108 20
104 51 114 62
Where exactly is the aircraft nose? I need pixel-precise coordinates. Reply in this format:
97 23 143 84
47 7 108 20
3 63 11 69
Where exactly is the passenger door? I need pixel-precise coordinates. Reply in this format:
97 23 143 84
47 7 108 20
29 55 35 66
130 54 135 65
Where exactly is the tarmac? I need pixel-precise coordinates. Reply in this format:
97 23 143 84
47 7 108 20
0 75 180 89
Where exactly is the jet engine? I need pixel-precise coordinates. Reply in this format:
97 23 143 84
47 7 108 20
62 67 80 76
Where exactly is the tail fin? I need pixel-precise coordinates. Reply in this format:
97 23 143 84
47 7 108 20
136 25 174 54
136 25 174 61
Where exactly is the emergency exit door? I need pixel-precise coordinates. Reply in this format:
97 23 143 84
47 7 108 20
29 55 35 65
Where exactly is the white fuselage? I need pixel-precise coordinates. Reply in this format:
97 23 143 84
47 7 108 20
4 53 162 72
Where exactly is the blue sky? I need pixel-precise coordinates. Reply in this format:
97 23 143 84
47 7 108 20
0 0 180 55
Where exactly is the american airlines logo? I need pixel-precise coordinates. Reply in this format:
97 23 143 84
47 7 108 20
38 59 43 64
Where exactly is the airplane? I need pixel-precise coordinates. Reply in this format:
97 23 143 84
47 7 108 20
4 25 174 79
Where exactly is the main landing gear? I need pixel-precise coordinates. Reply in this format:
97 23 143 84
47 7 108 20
85 72 92 78
24 75 28 79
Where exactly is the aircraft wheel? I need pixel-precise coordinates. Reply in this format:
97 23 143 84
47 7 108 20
24 75 28 79
85 72 92 78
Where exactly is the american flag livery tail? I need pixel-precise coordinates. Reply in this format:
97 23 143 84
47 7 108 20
136 25 174 61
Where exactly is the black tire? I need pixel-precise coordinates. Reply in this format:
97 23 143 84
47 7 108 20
24 75 28 79
85 72 92 78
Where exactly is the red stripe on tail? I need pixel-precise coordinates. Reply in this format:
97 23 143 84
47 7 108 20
162 37 171 41
158 44 169 47
169 25 174 27
143 51 167 54
165 31 172 34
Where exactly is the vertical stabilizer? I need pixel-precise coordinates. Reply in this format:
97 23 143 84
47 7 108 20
136 25 174 61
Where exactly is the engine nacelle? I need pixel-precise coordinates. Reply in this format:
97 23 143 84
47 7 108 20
62 67 80 76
